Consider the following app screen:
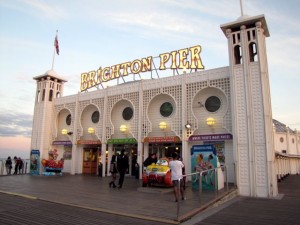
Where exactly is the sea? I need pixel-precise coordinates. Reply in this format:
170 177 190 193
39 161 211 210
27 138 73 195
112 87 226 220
0 149 31 160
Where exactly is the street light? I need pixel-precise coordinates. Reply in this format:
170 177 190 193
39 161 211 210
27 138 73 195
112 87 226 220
159 122 167 131
120 124 128 133
61 129 68 135
185 122 191 129
206 117 216 126
88 127 95 134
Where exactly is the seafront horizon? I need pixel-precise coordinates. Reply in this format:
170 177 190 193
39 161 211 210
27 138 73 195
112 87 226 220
0 149 31 160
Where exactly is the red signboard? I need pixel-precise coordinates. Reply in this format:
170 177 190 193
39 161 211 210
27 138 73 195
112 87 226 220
77 140 101 145
144 136 181 143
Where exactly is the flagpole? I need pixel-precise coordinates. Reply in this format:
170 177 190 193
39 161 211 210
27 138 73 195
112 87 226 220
51 45 56 70
51 30 58 70
240 0 244 16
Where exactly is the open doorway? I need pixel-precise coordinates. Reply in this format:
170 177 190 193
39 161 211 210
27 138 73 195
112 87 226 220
113 144 137 176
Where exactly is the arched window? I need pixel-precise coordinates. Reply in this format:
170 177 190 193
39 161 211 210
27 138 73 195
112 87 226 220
66 114 71 125
36 90 40 103
249 42 257 62
234 45 242 64
49 90 53 101
42 89 45 101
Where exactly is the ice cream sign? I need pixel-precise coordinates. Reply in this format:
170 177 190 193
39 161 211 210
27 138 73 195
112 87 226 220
80 45 204 91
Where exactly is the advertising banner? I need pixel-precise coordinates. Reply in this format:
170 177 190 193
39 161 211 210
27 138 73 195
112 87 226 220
204 142 225 166
191 145 217 190
30 149 40 175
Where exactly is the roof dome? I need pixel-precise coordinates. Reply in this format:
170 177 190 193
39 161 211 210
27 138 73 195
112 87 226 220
44 69 59 77
33 69 67 82
236 14 251 21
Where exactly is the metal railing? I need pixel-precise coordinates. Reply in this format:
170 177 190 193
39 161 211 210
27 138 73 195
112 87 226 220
0 159 30 176
176 165 229 221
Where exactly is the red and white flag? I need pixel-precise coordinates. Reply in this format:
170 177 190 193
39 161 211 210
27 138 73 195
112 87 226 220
54 34 59 55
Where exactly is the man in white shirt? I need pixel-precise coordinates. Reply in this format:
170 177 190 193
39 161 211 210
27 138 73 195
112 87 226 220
169 152 185 202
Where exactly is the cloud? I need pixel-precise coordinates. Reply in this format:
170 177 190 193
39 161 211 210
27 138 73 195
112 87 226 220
0 111 32 137
2 0 68 20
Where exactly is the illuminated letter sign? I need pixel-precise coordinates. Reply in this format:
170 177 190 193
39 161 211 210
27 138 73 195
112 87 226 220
80 45 204 92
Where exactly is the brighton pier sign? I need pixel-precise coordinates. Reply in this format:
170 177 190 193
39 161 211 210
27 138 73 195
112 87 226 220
80 45 204 92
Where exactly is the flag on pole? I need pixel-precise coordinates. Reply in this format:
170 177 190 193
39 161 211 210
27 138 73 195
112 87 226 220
54 34 59 55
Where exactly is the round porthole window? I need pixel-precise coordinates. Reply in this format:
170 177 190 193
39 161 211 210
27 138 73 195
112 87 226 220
122 107 133 120
91 111 100 123
66 114 71 125
280 137 284 143
205 96 221 112
160 102 173 117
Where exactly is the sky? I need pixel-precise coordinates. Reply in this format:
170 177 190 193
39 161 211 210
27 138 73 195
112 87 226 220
0 0 299 159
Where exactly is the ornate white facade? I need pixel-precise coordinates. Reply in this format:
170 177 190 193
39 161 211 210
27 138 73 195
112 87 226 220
31 13 298 198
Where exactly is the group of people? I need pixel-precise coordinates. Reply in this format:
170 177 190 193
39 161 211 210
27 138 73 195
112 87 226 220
109 149 129 189
5 156 24 175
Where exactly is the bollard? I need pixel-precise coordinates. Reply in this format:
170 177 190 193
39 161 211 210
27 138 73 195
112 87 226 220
199 172 202 195
25 162 28 174
214 168 218 195
177 178 180 221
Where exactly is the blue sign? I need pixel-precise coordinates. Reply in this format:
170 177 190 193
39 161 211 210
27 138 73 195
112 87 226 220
191 145 217 190
30 149 40 175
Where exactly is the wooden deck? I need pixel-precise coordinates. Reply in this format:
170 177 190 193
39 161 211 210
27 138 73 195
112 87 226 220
183 175 300 225
0 174 299 224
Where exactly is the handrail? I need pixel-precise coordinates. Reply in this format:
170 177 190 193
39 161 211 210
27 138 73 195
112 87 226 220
176 165 228 221
0 159 30 176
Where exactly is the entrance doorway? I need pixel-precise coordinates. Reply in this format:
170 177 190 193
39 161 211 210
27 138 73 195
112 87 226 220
82 146 101 175
113 144 137 176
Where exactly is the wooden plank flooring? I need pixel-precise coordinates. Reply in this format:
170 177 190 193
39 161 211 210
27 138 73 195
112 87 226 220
1 174 299 225
183 175 300 225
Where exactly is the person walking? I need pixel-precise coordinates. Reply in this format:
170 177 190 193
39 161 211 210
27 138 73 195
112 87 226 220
169 152 185 202
117 149 129 189
109 155 118 188
5 156 12 175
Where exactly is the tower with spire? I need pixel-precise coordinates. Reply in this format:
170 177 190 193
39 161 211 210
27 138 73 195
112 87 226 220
220 8 278 197
31 70 67 173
